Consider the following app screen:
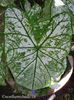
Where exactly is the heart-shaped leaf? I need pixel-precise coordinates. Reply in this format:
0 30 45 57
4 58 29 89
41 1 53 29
4 2 72 90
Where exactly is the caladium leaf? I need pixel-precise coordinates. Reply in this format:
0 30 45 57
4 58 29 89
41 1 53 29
62 0 74 34
4 2 72 90
62 0 74 14
0 0 14 7
24 0 31 12
0 37 6 85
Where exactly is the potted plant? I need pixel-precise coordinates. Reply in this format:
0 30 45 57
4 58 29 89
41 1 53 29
0 0 74 99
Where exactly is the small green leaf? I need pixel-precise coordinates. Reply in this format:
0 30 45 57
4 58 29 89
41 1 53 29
42 0 53 19
0 0 14 7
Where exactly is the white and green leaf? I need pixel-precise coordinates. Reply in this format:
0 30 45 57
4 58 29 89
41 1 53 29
4 2 72 90
62 0 74 34
0 39 6 85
